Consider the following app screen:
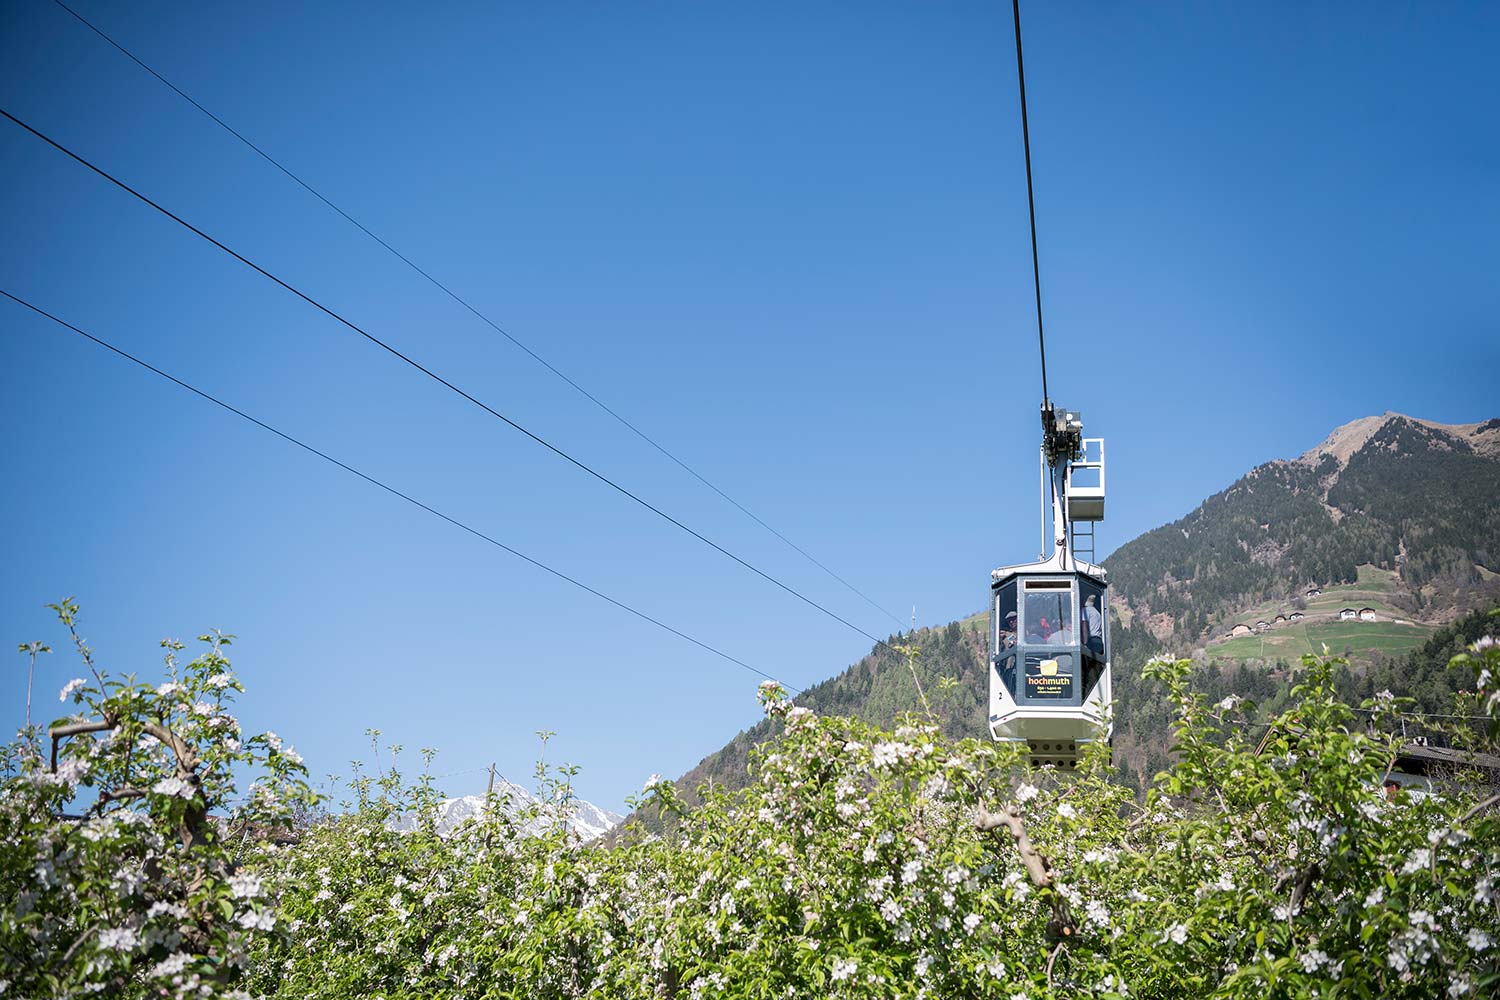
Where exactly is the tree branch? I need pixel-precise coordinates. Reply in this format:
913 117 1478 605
142 720 195 770
1045 940 1066 987
977 802 1076 939
1461 793 1500 824
59 920 101 966
978 803 1053 888
90 786 149 817
1288 862 1322 916
49 719 113 770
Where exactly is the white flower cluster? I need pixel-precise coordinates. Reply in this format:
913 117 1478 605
871 741 918 768
229 873 262 899
152 776 196 800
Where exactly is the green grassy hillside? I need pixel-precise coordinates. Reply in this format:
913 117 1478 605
1206 564 1435 662
1210 619 1436 661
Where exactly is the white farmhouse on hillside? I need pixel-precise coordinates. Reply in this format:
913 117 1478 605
1339 608 1358 621
1359 607 1377 622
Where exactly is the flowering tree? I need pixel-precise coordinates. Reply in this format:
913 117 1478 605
0 601 316 998
244 637 1498 998
6 602 1498 998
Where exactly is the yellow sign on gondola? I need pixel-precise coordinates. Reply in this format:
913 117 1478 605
1025 657 1073 699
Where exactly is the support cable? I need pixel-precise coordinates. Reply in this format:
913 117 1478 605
47 0 906 631
1010 0 1049 410
0 105 895 655
0 287 800 694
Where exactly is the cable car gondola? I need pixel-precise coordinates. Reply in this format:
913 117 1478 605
988 405 1111 767
986 0 1113 767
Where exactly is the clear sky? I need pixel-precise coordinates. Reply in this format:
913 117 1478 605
2 1 1497 813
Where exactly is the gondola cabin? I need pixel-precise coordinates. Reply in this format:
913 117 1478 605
989 553 1112 767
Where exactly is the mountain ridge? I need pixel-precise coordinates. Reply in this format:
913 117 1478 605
1106 412 1500 644
390 777 623 842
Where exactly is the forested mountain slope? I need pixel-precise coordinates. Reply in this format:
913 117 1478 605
665 414 1500 802
1106 414 1500 644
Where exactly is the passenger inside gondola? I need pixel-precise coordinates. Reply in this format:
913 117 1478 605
1024 590 1074 645
1000 610 1018 648
1082 593 1103 657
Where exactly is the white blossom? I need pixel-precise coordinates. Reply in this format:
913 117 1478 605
1400 848 1431 874
152 776 194 800
58 678 85 702
831 958 858 981
1162 923 1188 945
54 758 87 788
236 909 275 931
871 742 914 768
98 927 140 952
1015 783 1038 803
150 953 191 976
228 873 262 899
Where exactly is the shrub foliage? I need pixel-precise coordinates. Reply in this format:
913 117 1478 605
4 604 1498 997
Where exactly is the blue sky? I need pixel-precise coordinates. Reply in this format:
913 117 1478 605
3 1 1496 812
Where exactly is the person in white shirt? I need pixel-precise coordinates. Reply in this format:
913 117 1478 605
1082 593 1104 657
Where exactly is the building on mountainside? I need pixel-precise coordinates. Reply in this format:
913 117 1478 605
1255 724 1500 794
1273 614 1288 624
1289 612 1306 622
1306 587 1322 597
1339 608 1358 621
1228 623 1252 637
1254 621 1271 633
1359 607 1377 621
